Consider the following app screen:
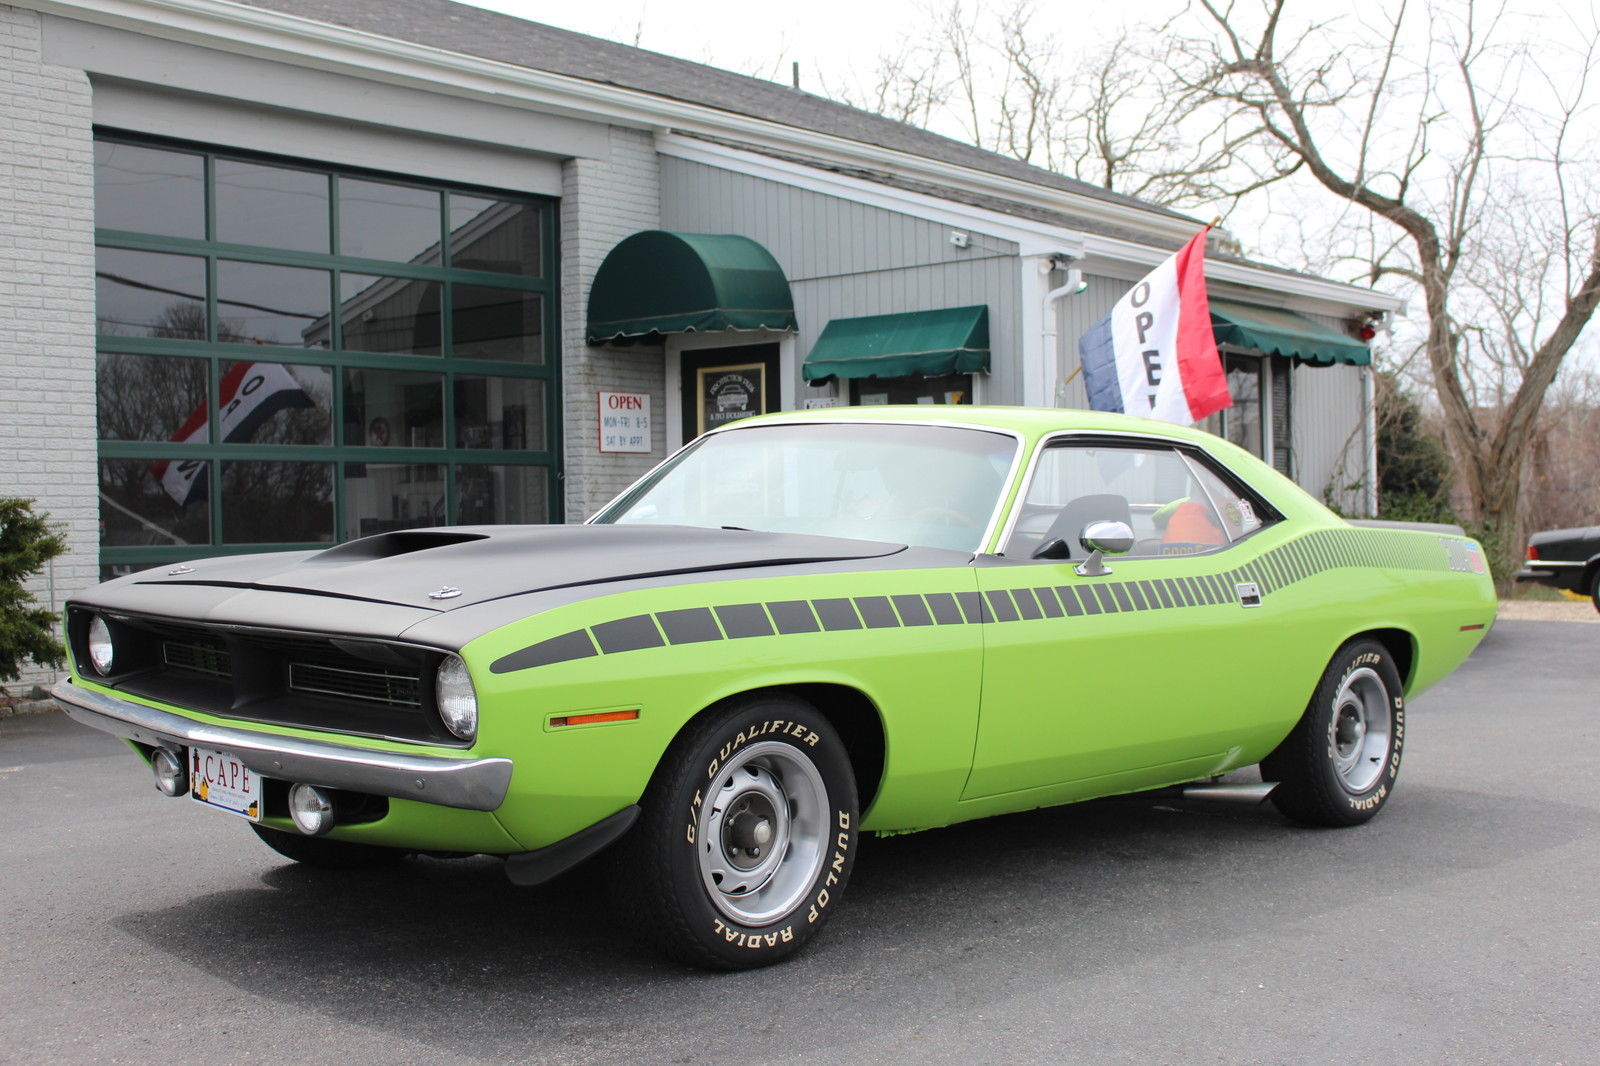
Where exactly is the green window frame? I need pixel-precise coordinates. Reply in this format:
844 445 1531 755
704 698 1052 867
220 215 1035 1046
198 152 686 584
92 131 561 578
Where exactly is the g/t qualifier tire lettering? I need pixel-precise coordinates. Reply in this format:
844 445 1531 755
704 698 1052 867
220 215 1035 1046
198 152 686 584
606 692 859 970
1260 638 1406 827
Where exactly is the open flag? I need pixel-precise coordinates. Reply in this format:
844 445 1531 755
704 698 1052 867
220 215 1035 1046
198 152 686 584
150 361 313 506
1077 226 1230 425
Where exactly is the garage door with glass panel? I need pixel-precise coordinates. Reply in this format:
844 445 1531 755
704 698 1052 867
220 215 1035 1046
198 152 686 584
92 135 559 579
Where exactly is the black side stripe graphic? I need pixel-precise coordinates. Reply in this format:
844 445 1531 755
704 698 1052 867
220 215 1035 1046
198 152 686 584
492 529 1464 671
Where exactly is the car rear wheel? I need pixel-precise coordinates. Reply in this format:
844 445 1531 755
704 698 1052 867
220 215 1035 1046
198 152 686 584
1589 568 1600 614
249 823 407 869
1261 639 1405 827
607 693 859 969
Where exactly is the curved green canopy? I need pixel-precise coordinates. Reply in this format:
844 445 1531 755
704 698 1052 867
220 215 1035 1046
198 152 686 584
802 305 991 382
587 231 797 344
1209 299 1372 366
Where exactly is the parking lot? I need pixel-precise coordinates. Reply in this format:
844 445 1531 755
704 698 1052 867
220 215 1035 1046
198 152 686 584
2 618 1596 1065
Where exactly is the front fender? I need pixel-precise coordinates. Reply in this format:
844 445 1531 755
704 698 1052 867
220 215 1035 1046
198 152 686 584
460 567 985 849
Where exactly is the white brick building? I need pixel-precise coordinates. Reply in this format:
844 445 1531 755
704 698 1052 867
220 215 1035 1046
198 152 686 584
0 0 1400 686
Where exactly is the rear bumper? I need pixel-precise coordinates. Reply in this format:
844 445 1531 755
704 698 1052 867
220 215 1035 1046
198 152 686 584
1513 563 1587 594
51 678 513 812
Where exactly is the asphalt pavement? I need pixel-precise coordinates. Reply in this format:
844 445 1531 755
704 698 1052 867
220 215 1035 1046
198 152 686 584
1 619 1596 1065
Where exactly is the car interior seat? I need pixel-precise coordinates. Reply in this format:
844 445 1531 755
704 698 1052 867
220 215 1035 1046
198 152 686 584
1036 493 1133 558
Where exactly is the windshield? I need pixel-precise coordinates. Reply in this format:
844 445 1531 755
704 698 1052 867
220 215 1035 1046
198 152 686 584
595 422 1017 551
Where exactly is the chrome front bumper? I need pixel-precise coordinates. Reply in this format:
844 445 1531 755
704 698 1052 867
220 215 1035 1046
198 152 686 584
51 679 513 812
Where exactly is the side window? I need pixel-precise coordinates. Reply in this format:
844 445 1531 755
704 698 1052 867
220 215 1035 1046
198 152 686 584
1182 453 1273 542
1005 441 1275 561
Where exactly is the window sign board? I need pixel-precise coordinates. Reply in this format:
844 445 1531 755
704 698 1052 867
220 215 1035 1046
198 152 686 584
599 391 651 452
697 363 765 433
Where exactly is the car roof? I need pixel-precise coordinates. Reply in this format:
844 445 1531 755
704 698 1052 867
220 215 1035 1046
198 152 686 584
730 405 1223 445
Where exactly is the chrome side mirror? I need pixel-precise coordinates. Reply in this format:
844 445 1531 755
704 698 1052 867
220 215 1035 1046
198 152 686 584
1075 520 1134 577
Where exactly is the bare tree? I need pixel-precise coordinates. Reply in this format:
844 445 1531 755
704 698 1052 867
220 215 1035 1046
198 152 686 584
1161 0 1600 578
828 1 1293 211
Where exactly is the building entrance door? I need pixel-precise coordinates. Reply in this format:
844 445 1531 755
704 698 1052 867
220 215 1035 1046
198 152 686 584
680 344 781 441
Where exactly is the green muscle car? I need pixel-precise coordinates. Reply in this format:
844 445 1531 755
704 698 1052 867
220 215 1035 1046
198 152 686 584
55 407 1495 968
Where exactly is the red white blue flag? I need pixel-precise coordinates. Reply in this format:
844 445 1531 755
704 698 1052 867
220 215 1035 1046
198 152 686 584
1077 226 1230 425
150 361 312 506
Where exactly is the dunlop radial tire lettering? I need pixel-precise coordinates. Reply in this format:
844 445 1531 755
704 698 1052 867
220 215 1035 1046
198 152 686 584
248 824 408 869
1260 639 1405 828
605 693 859 970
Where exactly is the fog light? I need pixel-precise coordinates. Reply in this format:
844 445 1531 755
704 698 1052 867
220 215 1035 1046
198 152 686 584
288 783 336 836
151 748 188 797
87 614 115 676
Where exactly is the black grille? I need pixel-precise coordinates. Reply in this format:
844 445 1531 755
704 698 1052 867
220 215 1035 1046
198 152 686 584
163 639 232 677
289 662 422 707
69 609 453 746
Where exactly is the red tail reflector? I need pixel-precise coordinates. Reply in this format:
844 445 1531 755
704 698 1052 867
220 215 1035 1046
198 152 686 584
1526 544 1540 561
550 709 640 728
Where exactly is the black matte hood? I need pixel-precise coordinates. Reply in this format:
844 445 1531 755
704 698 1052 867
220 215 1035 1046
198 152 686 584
128 525 908 611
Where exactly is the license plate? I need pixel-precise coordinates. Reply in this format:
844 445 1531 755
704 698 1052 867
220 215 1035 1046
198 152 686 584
189 746 262 822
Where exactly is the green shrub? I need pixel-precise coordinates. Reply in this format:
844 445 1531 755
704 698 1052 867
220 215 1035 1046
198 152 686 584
0 498 68 686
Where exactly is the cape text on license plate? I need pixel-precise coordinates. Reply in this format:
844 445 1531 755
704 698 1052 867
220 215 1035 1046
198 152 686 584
189 746 261 822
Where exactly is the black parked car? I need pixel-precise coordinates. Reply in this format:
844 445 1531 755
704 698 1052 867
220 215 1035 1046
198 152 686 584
1514 526 1600 612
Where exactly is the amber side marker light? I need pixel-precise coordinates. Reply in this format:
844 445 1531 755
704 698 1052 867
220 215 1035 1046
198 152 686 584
550 710 640 728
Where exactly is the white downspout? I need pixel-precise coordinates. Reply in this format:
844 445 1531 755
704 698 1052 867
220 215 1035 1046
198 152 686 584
1361 365 1379 516
1041 260 1087 406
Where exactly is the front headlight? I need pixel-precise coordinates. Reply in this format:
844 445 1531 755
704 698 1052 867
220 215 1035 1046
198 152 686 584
435 655 478 742
87 614 115 676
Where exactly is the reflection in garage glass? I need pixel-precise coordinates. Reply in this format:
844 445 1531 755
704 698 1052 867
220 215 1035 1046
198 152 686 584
93 141 204 239
455 376 543 449
338 178 442 264
221 461 334 543
341 368 444 448
344 463 446 538
92 134 557 567
217 261 331 347
449 196 540 275
334 273 442 355
96 352 208 442
214 159 329 254
95 248 207 338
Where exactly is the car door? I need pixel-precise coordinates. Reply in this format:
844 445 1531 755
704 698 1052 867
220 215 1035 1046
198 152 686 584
962 435 1291 800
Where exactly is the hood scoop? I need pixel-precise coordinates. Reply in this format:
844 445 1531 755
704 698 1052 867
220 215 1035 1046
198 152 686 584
308 530 490 563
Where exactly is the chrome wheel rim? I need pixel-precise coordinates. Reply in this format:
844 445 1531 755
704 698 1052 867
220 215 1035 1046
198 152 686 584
697 740 828 925
1331 666 1391 793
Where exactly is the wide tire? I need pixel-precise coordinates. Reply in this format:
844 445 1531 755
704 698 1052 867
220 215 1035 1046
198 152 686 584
608 693 860 969
249 823 407 870
1261 639 1405 827
1589 568 1600 615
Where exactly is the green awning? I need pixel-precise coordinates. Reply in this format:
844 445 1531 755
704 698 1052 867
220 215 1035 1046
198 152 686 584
587 231 797 344
1209 299 1372 366
802 305 990 381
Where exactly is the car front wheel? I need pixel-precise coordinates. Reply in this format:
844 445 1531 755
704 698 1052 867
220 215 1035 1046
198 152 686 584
609 693 859 969
1261 639 1405 827
1590 568 1600 614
